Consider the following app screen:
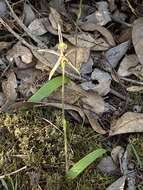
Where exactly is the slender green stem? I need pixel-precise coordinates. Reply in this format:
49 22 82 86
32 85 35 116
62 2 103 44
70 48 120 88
61 60 68 172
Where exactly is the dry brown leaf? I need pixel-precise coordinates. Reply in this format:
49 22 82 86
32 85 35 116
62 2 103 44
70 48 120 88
97 156 118 174
35 50 58 71
81 69 111 96
84 110 106 134
91 37 111 51
37 102 85 120
80 24 115 47
104 41 130 70
110 112 143 136
81 92 105 114
1 72 17 111
23 4 36 26
28 18 48 36
111 146 124 164
91 68 111 95
49 7 63 30
49 0 66 15
106 176 126 190
132 18 143 65
64 33 110 51
7 43 33 64
0 1 7 16
67 48 90 70
48 82 83 104
17 68 39 97
118 55 139 77
79 1 111 26
0 92 5 106
80 57 93 75
64 33 95 48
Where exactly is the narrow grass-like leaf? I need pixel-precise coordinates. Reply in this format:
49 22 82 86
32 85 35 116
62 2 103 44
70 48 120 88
28 76 69 102
66 148 106 180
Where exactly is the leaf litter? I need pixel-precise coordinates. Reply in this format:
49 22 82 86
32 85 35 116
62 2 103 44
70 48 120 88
0 0 143 189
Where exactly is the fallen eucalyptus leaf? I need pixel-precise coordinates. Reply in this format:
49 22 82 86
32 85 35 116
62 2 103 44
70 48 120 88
67 48 90 70
81 74 111 96
104 41 130 70
118 55 139 77
79 1 111 26
2 72 17 101
110 112 143 136
64 33 95 48
97 156 118 174
80 57 94 75
81 92 105 114
23 4 35 26
106 176 126 190
1 72 17 111
49 0 66 16
84 110 106 134
49 7 63 30
64 33 110 50
0 92 5 106
28 18 48 36
91 68 111 96
132 18 143 65
127 171 136 190
48 82 83 104
80 24 115 47
35 102 85 119
0 0 7 16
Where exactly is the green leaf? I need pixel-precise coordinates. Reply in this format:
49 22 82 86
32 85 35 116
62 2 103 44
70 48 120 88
66 148 106 180
28 76 69 102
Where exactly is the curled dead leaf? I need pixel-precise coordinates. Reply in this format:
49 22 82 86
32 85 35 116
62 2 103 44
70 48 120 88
84 110 106 134
118 55 139 77
110 112 143 136
7 43 33 64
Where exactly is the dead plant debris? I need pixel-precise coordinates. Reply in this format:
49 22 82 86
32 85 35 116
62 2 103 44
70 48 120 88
0 0 143 189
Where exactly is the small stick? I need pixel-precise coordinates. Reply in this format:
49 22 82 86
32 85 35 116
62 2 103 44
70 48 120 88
0 166 27 179
121 77 143 85
42 118 63 134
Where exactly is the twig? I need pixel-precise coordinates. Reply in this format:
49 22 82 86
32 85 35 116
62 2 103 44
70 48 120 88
4 0 47 48
0 166 27 179
121 77 143 85
42 118 63 134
